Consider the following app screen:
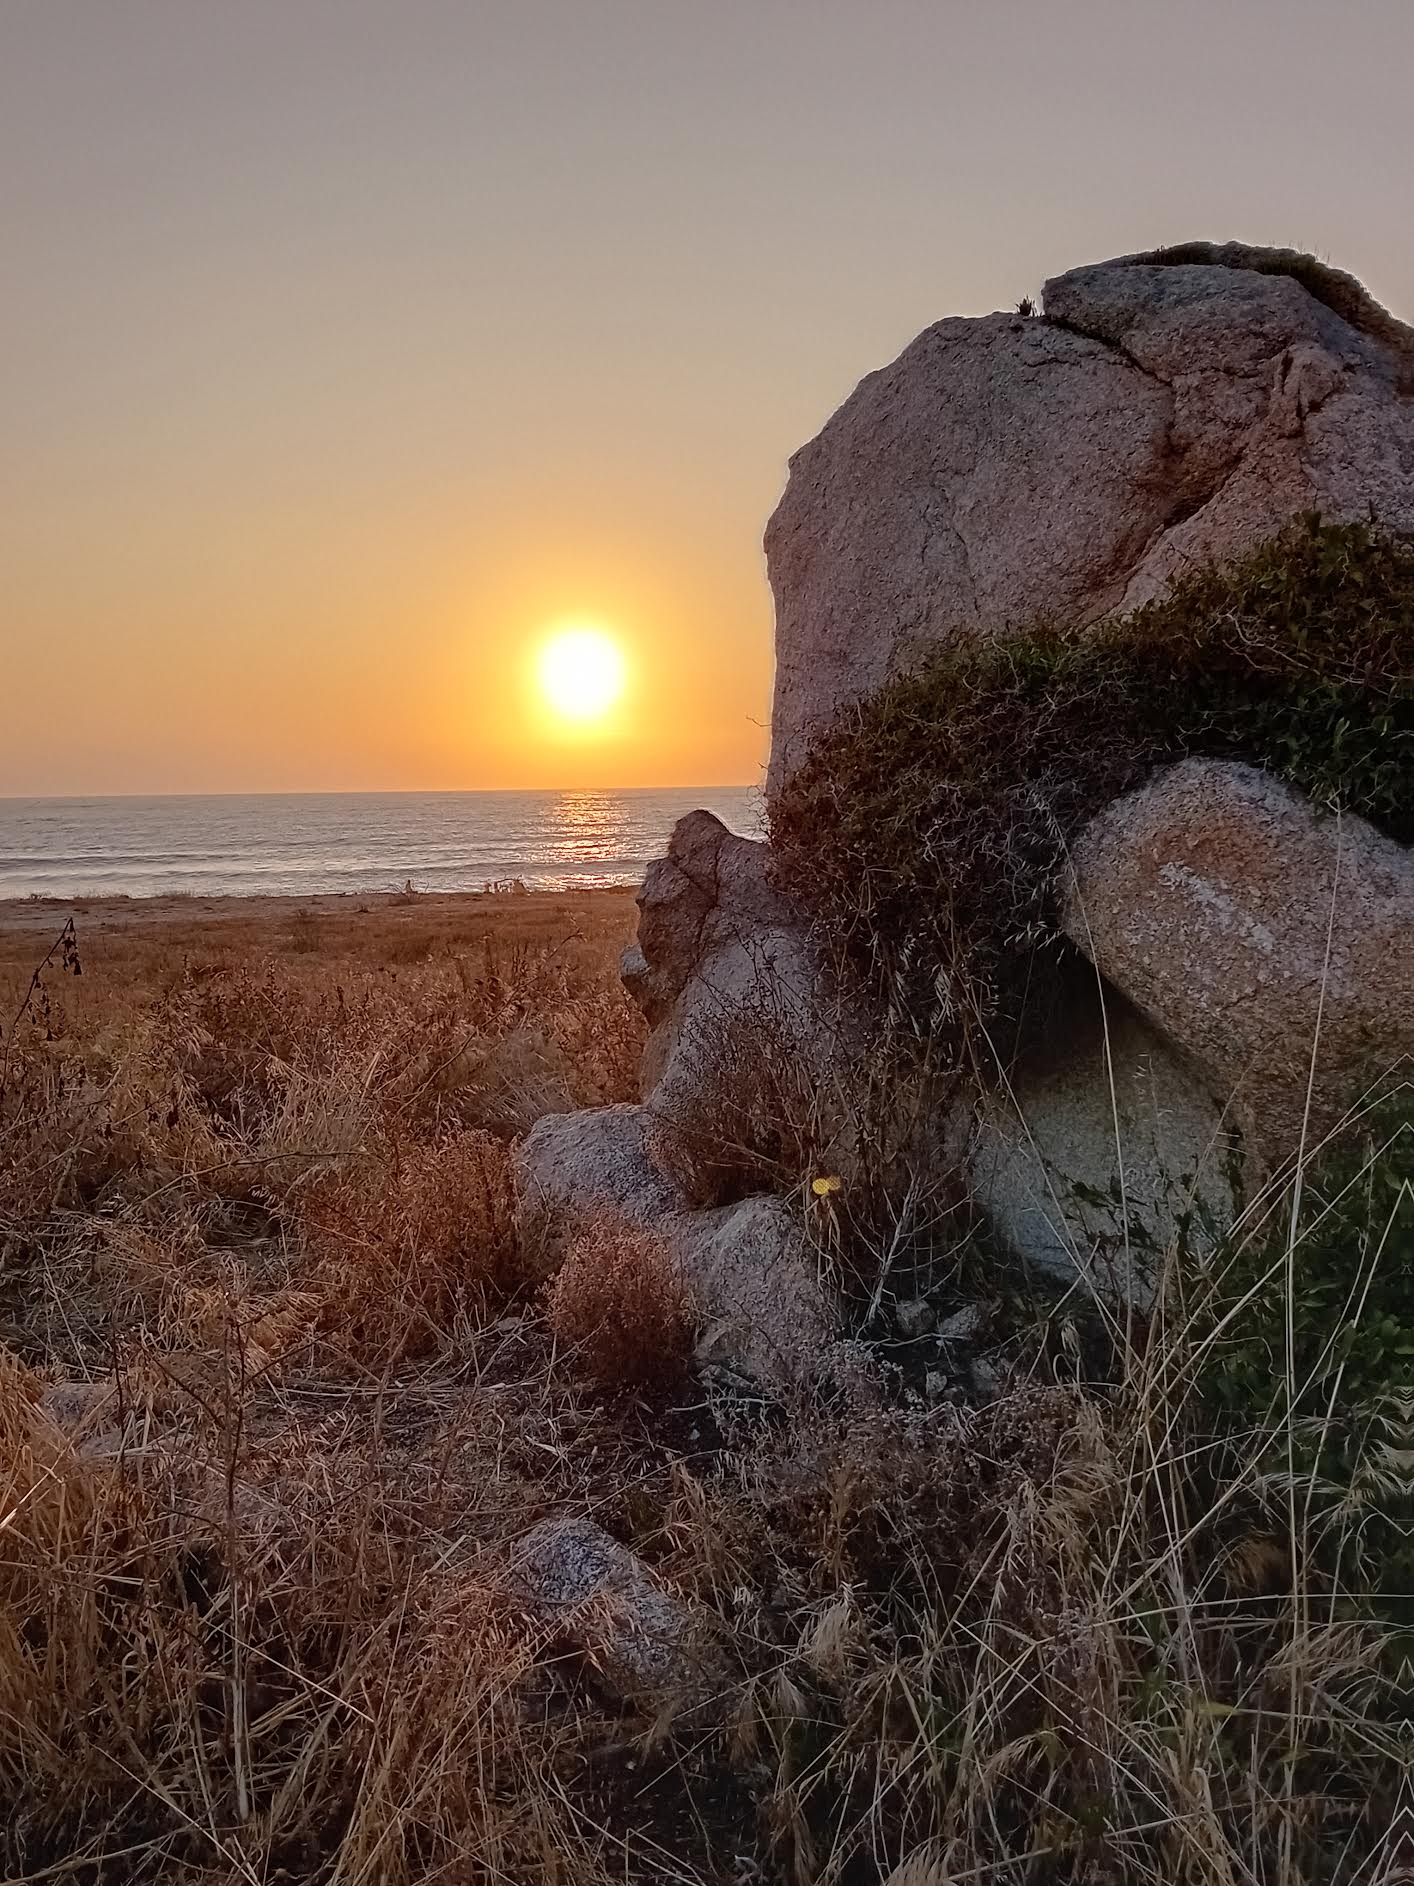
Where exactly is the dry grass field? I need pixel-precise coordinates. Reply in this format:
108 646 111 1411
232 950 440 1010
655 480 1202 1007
0 890 1396 1884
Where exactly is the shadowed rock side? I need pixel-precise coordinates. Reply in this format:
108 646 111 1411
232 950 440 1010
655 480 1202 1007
969 979 1241 1305
765 243 1414 795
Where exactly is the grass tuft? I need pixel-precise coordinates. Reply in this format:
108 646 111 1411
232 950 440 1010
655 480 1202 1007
547 1214 694 1392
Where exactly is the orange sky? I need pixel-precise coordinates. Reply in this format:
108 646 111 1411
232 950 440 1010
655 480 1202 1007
4 1 1413 795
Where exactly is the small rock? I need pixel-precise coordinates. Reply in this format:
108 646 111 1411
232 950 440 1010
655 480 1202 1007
934 1302 991 1347
969 1359 1005 1403
509 1515 722 1721
39 1377 117 1436
894 1297 935 1340
924 1369 948 1402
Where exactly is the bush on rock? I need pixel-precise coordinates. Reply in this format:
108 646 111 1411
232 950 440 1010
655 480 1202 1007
771 516 1412 1035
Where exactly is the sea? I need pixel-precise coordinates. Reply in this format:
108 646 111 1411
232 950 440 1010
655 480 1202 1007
0 788 765 901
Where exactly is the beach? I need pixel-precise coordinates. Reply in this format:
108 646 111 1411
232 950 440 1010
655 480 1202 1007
0 883 638 953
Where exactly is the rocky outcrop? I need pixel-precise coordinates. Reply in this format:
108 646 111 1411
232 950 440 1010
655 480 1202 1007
518 242 1409 1335
1062 760 1414 1156
765 243 1414 795
508 1515 723 1720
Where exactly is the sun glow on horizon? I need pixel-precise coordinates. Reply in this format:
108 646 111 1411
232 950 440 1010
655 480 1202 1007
536 625 628 725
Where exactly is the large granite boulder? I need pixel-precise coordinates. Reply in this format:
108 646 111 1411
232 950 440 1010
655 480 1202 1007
1061 759 1414 1157
765 243 1414 794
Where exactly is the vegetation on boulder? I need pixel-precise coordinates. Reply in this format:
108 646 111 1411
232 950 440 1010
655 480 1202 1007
771 516 1412 1032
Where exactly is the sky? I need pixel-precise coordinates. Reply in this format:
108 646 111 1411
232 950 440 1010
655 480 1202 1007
4 0 1413 796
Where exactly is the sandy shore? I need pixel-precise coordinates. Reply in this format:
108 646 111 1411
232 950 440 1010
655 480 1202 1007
0 884 636 935
0 886 641 980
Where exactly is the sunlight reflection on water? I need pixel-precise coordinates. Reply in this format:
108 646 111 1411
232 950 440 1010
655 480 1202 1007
0 787 764 899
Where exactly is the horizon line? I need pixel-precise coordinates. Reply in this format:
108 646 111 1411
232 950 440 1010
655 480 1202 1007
0 782 761 805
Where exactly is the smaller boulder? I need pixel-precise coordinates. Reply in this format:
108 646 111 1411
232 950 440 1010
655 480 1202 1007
509 1515 722 1720
628 810 829 1106
1063 759 1413 1155
674 1194 838 1393
626 810 921 1210
514 1103 684 1276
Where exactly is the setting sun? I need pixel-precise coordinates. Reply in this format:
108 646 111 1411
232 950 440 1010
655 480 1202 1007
537 626 627 724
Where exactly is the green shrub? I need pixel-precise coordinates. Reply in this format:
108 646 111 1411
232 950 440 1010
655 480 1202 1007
772 516 1412 1034
1195 1083 1412 1617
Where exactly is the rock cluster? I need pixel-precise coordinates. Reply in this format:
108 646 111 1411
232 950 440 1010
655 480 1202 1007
518 243 1412 1375
517 802 884 1392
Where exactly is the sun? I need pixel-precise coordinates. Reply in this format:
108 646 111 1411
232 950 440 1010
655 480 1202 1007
537 625 626 723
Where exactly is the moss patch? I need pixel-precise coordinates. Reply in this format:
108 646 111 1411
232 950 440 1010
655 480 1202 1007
771 516 1412 1031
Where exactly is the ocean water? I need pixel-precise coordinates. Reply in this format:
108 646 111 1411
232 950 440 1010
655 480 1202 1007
0 787 765 900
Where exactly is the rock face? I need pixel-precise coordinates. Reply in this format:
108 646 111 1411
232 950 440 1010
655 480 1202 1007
1062 759 1414 1156
765 242 1414 794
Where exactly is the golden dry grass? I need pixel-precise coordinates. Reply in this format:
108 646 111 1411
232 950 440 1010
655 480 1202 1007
548 1215 693 1391
0 890 1397 1883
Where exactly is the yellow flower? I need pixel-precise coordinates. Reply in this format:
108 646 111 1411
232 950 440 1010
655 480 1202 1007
811 1175 842 1197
